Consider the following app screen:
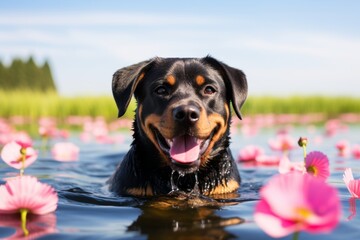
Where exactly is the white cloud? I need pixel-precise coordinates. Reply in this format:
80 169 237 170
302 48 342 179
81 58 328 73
228 31 360 61
1 11 360 96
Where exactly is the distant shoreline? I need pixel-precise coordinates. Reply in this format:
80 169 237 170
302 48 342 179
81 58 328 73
2 90 360 120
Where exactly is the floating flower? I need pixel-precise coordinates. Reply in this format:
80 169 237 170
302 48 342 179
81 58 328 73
278 156 305 174
324 119 348 137
0 176 58 236
343 168 360 198
255 155 281 166
254 172 341 238
268 134 296 153
352 145 360 159
237 145 264 162
305 151 330 180
0 176 58 215
80 117 113 144
4 131 33 146
336 140 350 157
1 141 38 170
241 124 260 137
51 142 80 162
38 117 58 138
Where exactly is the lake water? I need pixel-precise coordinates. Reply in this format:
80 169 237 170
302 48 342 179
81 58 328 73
0 123 360 239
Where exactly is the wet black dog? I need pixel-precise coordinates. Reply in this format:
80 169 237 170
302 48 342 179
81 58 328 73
108 56 248 196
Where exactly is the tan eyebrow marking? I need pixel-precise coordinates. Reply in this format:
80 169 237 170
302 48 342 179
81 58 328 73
196 75 205 86
166 75 176 86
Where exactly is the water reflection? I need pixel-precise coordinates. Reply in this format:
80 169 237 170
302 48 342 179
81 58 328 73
128 192 244 239
348 197 358 221
0 213 57 239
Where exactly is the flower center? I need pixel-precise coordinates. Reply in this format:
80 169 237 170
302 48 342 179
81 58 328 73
306 165 318 176
20 147 27 155
282 143 290 151
295 207 313 221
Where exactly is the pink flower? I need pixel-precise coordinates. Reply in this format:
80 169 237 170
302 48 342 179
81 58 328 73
278 156 305 174
1 141 38 169
305 151 330 180
255 155 281 166
325 119 348 136
80 132 92 142
237 145 264 162
81 118 113 144
343 168 360 198
11 131 33 146
269 134 296 152
0 129 33 147
0 176 58 215
352 144 360 159
38 117 58 138
241 124 260 137
254 172 341 238
335 140 350 157
51 142 79 161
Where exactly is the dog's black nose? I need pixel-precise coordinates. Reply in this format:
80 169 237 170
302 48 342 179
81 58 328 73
173 105 200 124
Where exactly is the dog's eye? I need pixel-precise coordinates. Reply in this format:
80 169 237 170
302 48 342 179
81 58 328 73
154 86 168 96
203 86 216 95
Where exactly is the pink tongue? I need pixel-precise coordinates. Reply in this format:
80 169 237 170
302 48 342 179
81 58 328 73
170 135 200 164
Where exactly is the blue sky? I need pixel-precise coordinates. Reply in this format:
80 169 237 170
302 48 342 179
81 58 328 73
1 0 360 96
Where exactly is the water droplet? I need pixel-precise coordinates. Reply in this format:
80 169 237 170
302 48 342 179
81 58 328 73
190 172 200 196
170 170 179 192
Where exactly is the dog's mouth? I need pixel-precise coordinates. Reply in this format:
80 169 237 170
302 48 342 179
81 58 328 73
153 127 216 172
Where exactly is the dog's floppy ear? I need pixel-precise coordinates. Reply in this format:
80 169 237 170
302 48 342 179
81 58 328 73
202 56 248 120
112 59 154 117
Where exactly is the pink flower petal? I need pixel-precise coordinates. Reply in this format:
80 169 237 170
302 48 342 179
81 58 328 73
268 134 296 152
303 177 341 230
1 141 38 169
352 145 360 159
343 168 354 186
237 145 264 162
254 172 341 238
51 142 79 162
254 199 297 238
343 168 360 198
255 155 281 166
278 156 305 174
305 151 330 180
335 140 350 157
260 172 309 219
0 176 58 215
348 181 360 198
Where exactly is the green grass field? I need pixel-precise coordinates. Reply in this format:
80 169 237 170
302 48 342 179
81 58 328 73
241 95 360 117
2 90 360 120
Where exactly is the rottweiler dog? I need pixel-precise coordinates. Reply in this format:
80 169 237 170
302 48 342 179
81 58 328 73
109 56 248 197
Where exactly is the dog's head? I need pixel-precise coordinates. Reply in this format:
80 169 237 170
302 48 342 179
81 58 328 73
112 57 247 173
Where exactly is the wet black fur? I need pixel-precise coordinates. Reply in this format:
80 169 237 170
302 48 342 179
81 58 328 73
109 57 248 196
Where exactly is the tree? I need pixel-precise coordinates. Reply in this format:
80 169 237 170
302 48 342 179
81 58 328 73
0 60 6 89
8 58 27 90
41 60 57 91
26 56 40 91
0 57 57 92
